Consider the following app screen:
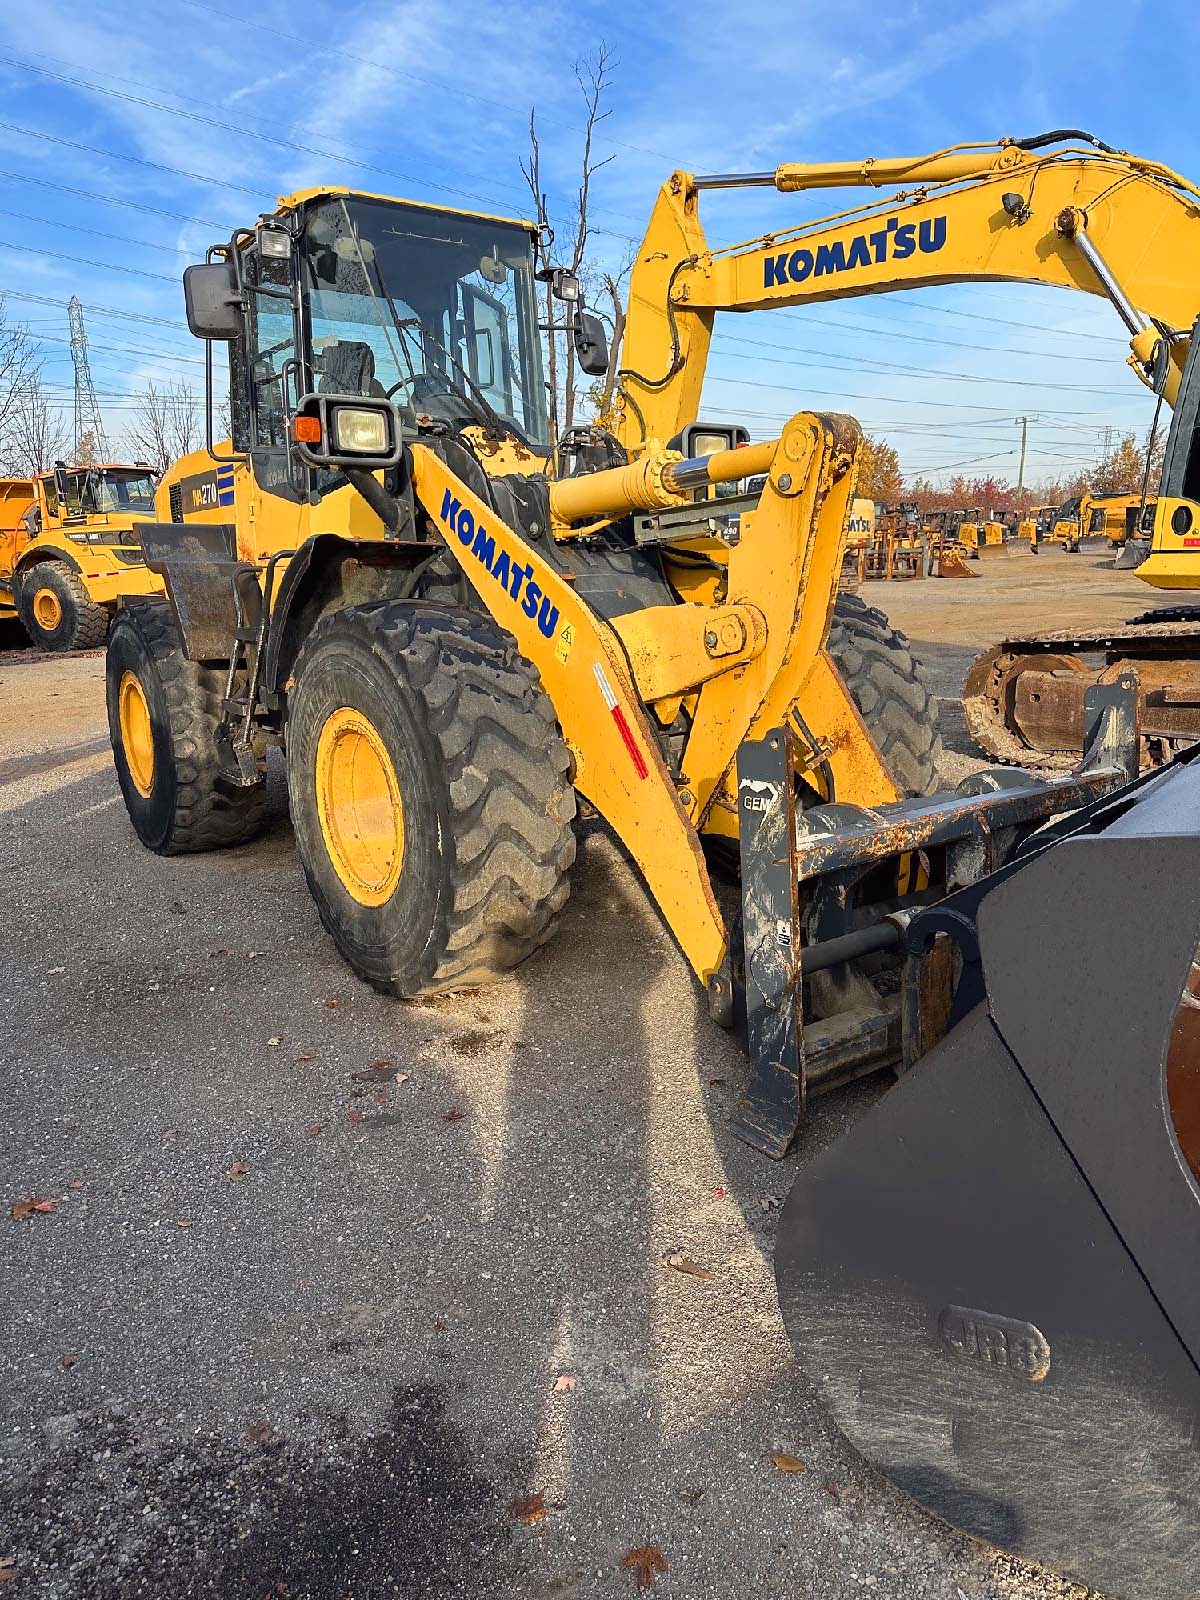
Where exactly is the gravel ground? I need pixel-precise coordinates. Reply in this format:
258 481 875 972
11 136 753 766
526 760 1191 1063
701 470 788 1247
0 563 1142 1600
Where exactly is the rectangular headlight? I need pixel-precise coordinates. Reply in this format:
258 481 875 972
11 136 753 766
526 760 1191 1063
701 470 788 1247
332 407 390 455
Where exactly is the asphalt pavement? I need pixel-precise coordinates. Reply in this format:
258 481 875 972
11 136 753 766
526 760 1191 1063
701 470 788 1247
0 581 1107 1600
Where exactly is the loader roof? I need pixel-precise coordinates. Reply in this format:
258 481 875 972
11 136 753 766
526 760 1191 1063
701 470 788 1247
274 186 539 236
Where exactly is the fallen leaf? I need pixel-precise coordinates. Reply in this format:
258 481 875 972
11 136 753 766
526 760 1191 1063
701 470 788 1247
660 1251 715 1282
294 1053 315 1063
0 1556 16 1584
369 1058 393 1071
226 1162 249 1181
176 1219 192 1229
433 1317 447 1331
67 1180 83 1190
510 1491 547 1525
552 1375 577 1393
373 1090 389 1105
246 1420 273 1444
266 1037 282 1048
347 1110 364 1125
306 1124 321 1138
443 1105 466 1123
825 1480 840 1499
620 1545 667 1592
9 1196 56 1221
323 997 340 1010
708 1075 726 1086
770 1451 807 1475
30 1199 58 1214
60 1353 77 1370
712 1186 726 1198
394 1072 410 1085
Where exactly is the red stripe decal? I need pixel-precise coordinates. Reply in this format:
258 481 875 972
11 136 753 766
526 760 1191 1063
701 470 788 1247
610 704 649 779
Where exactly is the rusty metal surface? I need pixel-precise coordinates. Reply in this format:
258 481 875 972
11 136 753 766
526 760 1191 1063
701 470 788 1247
139 520 244 663
966 639 1200 759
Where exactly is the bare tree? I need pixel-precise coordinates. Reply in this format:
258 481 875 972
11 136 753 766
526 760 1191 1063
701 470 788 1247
0 298 46 470
521 45 618 449
4 371 71 475
125 380 201 474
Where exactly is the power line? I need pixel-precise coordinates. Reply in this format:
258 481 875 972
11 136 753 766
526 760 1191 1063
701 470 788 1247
0 238 177 282
0 166 227 229
0 117 267 197
0 205 193 256
0 51 548 220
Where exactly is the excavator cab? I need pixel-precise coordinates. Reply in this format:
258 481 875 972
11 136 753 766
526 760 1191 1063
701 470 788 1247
1138 320 1200 587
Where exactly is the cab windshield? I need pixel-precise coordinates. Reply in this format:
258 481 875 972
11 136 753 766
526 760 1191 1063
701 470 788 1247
57 469 156 516
300 197 549 448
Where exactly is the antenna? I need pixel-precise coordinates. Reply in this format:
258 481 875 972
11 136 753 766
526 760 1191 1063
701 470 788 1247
68 295 110 463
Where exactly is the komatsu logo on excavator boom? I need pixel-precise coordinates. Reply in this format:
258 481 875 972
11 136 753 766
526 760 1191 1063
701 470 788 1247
763 216 947 289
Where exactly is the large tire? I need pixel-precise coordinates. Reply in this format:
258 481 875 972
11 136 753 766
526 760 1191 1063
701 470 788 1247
106 600 267 854
17 561 109 652
286 601 576 997
827 592 942 796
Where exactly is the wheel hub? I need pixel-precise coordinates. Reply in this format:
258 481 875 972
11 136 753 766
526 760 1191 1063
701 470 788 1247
32 587 62 631
118 671 155 797
315 706 405 906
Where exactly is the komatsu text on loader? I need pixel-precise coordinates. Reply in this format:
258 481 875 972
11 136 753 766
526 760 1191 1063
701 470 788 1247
0 461 161 650
108 141 1200 1598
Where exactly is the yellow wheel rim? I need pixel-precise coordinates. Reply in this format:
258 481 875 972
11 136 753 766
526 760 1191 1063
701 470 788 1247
33 587 62 630
118 670 155 798
315 706 405 906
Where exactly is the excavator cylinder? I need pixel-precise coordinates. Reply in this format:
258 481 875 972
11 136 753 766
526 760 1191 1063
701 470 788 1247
691 148 1026 192
776 748 1200 1599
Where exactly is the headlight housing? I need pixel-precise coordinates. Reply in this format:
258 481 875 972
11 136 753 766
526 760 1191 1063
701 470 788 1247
332 406 390 456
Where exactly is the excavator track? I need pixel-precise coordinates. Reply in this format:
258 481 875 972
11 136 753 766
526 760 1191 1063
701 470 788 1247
963 614 1200 763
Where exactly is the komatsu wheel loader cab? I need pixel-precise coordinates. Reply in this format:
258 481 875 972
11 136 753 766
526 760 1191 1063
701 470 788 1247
0 462 161 651
109 154 1200 1598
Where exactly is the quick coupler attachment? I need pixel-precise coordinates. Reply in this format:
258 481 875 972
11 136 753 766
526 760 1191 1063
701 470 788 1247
732 680 1140 1159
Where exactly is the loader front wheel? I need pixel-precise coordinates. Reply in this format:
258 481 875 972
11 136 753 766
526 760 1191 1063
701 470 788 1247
827 593 942 795
17 561 110 652
106 600 268 854
287 601 576 997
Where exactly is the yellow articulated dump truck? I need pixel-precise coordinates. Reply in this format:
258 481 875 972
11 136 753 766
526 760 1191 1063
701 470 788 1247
0 462 162 651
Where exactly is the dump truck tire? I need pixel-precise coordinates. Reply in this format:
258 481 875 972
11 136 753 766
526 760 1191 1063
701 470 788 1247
17 561 109 652
106 599 267 854
827 592 942 795
286 601 576 997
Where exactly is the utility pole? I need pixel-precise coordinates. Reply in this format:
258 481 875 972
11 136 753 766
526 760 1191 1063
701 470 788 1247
67 296 110 463
1014 415 1032 491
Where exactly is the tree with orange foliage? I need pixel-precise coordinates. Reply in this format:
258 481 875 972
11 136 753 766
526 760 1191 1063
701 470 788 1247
857 434 902 503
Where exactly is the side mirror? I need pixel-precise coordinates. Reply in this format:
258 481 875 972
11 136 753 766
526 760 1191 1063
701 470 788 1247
573 310 609 377
183 261 244 340
291 392 403 471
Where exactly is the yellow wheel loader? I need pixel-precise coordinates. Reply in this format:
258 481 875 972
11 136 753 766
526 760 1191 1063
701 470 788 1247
108 148 1200 1598
0 463 162 651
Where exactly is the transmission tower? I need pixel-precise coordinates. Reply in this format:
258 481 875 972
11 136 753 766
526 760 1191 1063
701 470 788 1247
67 296 110 463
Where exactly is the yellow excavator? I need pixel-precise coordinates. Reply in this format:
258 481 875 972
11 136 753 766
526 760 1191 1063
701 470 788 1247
106 137 1200 1598
612 130 1200 763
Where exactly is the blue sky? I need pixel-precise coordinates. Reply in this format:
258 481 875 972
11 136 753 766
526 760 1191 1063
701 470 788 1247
0 0 1196 486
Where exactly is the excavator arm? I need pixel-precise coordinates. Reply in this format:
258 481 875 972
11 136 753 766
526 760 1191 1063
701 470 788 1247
614 134 1200 448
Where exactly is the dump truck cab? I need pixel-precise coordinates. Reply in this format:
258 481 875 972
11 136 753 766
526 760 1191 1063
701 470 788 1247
0 462 162 651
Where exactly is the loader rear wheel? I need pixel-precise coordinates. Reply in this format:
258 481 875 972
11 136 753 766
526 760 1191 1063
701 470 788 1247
286 601 576 997
17 561 110 652
106 600 268 854
827 593 942 795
